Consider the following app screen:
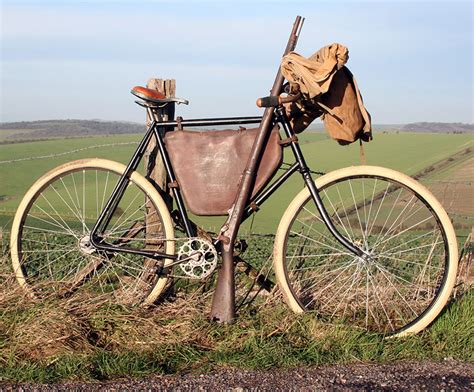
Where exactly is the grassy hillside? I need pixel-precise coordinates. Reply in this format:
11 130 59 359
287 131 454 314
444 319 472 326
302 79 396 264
0 120 144 141
0 132 472 232
0 131 472 383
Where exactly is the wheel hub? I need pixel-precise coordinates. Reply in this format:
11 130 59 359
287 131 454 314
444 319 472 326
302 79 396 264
353 239 373 263
78 235 96 255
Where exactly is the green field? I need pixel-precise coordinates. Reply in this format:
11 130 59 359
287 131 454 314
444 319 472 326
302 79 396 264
0 131 472 383
0 132 472 232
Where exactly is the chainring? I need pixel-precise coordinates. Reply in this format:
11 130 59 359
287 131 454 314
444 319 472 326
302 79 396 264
177 238 218 279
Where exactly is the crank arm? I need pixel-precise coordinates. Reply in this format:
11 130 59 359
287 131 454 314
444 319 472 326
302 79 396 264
164 251 202 268
235 256 274 292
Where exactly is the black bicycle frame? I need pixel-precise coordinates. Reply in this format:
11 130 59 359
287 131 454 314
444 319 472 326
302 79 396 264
89 105 366 261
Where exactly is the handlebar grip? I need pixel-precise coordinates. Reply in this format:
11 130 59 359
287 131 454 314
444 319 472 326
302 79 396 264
256 92 302 108
256 96 281 108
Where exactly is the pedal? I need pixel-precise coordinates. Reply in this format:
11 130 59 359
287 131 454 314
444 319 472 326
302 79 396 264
234 256 274 292
234 239 248 255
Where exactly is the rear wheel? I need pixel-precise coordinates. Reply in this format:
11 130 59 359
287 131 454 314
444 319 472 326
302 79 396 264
274 166 458 337
10 158 175 305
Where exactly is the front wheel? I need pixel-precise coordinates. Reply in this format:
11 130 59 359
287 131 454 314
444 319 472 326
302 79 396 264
10 158 175 306
273 166 458 337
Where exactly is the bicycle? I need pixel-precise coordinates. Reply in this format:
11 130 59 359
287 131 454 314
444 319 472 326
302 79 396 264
10 16 458 337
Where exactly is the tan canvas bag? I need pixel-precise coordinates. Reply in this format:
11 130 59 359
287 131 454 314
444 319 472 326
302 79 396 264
319 66 372 144
281 43 372 144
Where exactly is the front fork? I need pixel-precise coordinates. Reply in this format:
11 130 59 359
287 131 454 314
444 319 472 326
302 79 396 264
275 107 368 259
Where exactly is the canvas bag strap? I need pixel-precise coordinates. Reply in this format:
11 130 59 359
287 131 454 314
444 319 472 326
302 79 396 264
359 138 367 165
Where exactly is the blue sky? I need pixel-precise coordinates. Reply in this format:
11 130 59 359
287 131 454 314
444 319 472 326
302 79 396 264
1 0 473 124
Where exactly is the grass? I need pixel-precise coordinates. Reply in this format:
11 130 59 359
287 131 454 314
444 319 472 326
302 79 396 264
0 132 472 232
0 131 472 383
0 288 472 383
420 149 473 231
0 229 473 383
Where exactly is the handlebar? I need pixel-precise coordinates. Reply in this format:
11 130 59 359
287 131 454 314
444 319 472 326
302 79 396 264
256 92 301 108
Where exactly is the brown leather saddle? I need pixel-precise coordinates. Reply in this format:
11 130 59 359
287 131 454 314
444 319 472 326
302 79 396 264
131 86 189 105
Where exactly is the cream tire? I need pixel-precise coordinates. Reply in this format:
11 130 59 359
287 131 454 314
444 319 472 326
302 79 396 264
273 165 458 337
10 158 175 306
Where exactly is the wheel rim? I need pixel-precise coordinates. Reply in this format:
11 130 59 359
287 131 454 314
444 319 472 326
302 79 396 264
282 174 450 334
14 166 170 304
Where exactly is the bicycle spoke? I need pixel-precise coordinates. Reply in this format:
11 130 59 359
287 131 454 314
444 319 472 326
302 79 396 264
49 181 88 232
287 251 349 259
372 187 404 246
37 194 77 235
26 210 76 236
381 240 444 258
378 229 438 255
294 260 356 283
366 181 391 239
305 259 359 308
373 194 419 248
320 189 354 242
108 191 142 234
23 225 78 237
96 170 99 219
375 214 434 249
335 183 357 240
365 266 396 332
348 179 366 243
82 169 86 235
60 176 85 224
101 171 110 213
14 164 173 305
279 173 453 334
290 230 352 255
70 171 87 233
375 263 419 317
296 213 346 249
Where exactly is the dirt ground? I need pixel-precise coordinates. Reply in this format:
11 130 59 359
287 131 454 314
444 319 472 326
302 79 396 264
3 360 473 391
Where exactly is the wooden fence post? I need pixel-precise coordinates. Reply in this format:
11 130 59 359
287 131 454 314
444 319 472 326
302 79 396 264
144 78 175 200
144 79 175 266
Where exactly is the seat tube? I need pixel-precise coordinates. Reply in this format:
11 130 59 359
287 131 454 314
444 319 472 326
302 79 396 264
151 125 195 238
275 107 366 257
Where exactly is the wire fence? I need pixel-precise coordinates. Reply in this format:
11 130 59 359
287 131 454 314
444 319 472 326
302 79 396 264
0 141 472 227
0 143 472 305
0 142 138 165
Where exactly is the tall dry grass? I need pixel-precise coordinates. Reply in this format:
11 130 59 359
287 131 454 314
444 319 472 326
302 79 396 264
0 230 472 383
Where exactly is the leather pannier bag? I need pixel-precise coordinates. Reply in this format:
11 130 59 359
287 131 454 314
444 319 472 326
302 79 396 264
164 126 282 216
